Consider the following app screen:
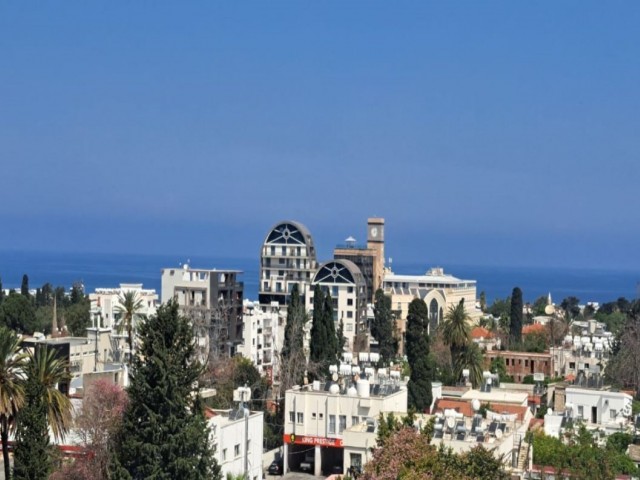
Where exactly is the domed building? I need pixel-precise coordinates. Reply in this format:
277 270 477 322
259 221 318 306
305 259 368 353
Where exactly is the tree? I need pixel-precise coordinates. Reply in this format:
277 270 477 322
456 343 484 388
441 299 471 375
561 296 581 320
509 287 523 346
65 300 92 336
12 365 53 480
21 274 29 297
405 299 432 411
309 286 339 377
489 357 513 383
532 295 548 316
0 293 37 333
479 291 487 312
279 285 308 392
110 300 220 480
0 326 27 480
0 277 4 305
372 289 398 362
51 380 128 480
114 291 144 363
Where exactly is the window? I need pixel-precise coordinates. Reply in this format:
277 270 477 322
329 415 336 434
297 412 304 424
346 323 353 332
234 444 240 457
347 298 353 306
347 311 353 318
350 453 362 468
347 286 354 293
525 360 529 367
222 448 227 461
289 411 295 422
577 406 584 418
339 415 347 433
610 409 617 419
352 416 359 426
569 362 576 369
319 413 324 420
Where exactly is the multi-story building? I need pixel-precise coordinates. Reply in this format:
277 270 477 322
237 299 282 382
485 350 553 383
258 220 318 307
383 267 480 352
89 283 158 330
283 375 407 476
305 260 368 353
207 407 264 480
161 265 244 359
333 218 385 302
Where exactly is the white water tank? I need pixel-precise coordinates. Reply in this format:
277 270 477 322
329 383 340 395
357 379 370 398
347 385 358 397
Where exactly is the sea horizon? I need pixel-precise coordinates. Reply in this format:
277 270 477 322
1 248 638 306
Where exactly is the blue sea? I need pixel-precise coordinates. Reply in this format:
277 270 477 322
0 250 638 304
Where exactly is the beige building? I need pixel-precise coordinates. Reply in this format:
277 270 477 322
383 267 480 352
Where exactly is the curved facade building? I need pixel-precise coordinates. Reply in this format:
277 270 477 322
306 259 368 353
259 221 318 306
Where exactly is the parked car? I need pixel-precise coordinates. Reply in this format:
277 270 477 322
267 459 283 475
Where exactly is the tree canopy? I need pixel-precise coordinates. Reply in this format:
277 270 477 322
405 299 433 411
372 289 398 362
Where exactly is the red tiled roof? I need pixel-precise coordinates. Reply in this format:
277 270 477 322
471 326 494 339
523 324 546 335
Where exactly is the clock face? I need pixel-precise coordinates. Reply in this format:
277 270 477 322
370 227 378 238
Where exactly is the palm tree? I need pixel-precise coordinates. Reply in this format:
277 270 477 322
0 326 27 480
115 291 144 363
441 299 472 374
455 342 485 388
27 345 72 442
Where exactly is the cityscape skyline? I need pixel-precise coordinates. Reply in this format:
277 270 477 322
1 2 639 269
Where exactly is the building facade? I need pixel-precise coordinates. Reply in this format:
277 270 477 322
237 299 283 381
258 220 318 307
383 267 480 352
283 378 407 476
333 218 385 302
89 283 158 330
485 350 553 383
161 265 244 359
305 260 368 353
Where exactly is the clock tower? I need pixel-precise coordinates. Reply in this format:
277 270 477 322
367 217 385 294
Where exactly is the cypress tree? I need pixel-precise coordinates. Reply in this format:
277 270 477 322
510 287 524 346
372 289 398 363
323 291 338 365
309 287 339 377
13 371 53 480
0 277 4 305
281 284 305 363
110 300 220 480
20 274 29 297
405 299 433 411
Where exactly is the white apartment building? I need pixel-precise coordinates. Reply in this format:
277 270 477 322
258 221 318 307
383 267 480 352
89 283 158 330
237 299 284 382
305 260 368 353
207 408 264 480
283 375 407 476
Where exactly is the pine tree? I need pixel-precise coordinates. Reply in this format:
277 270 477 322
110 300 220 480
405 299 433 411
13 370 53 480
372 289 398 363
510 287 523 346
309 286 339 377
20 274 29 297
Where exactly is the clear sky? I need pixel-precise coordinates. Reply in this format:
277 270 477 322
1 2 639 269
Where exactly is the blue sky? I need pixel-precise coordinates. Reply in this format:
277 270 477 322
1 2 639 269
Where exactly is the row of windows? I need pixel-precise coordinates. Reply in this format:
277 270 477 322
504 358 550 368
289 412 362 434
221 440 250 461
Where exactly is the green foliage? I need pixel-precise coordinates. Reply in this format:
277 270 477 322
21 274 29 297
489 357 513 383
522 330 547 353
509 287 523 345
110 301 220 480
405 299 432 411
606 432 632 454
532 295 549 316
309 285 339 377
0 277 4 304
561 296 581 320
372 289 398 362
595 311 627 334
488 297 510 319
13 371 53 480
441 299 472 376
479 291 487 312
0 293 37 333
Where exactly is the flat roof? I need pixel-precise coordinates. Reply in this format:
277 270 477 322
384 273 475 285
461 389 529 404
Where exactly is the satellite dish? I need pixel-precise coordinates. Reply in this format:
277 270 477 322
332 372 339 382
545 305 555 315
495 429 503 439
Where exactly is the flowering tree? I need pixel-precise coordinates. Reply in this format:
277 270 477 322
51 379 128 480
